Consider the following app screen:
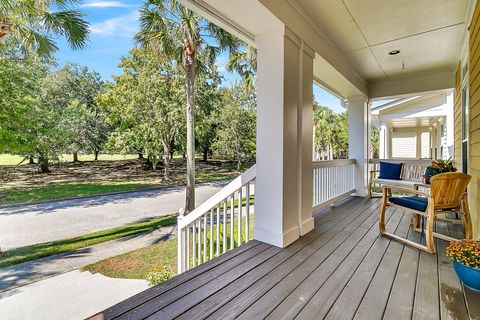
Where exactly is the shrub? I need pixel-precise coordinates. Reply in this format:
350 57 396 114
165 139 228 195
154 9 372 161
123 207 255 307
146 266 172 286
446 240 480 269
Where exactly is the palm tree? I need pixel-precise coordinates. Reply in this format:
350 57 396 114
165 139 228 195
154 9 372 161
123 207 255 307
0 0 89 58
227 45 256 92
136 0 240 213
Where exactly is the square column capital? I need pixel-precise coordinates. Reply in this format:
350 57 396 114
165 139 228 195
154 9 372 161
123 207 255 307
344 95 369 107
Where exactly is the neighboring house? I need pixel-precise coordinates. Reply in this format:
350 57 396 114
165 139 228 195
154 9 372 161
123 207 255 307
372 92 454 160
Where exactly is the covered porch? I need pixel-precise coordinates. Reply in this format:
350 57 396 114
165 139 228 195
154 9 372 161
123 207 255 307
92 197 479 319
93 0 480 318
372 92 455 160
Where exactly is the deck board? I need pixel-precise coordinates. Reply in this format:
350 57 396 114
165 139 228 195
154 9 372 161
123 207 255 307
91 197 478 320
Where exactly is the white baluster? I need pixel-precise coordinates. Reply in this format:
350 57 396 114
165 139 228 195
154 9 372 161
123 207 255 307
192 220 197 267
197 219 202 264
216 205 220 257
203 213 207 262
245 182 250 242
230 193 235 250
238 187 242 245
223 199 227 254
186 226 190 270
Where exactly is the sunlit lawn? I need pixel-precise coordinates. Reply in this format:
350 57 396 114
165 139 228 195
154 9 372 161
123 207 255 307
0 181 159 206
0 214 177 268
0 159 253 205
84 215 255 281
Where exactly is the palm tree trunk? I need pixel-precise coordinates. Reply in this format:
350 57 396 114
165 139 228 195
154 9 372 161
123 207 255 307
185 52 196 213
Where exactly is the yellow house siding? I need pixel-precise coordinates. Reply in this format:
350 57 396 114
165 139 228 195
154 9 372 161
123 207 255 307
454 64 462 164
469 1 480 239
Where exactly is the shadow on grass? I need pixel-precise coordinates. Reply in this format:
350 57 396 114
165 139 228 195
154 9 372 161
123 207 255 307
0 215 177 269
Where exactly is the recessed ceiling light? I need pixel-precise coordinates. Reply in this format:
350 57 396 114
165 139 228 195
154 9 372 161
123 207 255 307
389 50 400 55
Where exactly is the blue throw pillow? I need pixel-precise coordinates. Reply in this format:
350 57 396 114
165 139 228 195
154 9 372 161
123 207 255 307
378 161 403 180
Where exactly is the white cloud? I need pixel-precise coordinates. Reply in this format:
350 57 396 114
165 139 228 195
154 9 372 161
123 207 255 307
89 11 139 37
82 1 130 8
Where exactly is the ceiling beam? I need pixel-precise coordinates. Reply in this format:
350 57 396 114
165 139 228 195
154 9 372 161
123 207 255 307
368 68 455 99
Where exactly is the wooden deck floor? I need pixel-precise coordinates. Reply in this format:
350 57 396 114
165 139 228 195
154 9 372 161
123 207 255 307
92 197 480 320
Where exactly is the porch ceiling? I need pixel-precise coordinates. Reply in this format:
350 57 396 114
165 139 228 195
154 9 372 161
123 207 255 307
293 0 470 83
374 91 451 122
390 116 444 128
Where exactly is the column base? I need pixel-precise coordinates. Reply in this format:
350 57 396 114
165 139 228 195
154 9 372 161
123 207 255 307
254 225 300 248
299 217 314 236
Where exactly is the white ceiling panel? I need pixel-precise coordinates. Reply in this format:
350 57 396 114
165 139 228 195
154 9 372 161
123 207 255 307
290 0 470 91
345 48 386 79
297 0 368 52
343 0 469 46
371 24 464 78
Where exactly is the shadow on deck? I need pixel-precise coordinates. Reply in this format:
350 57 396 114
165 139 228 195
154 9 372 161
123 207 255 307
90 197 479 319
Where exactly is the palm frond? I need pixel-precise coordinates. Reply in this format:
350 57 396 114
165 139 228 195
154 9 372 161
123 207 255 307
14 24 57 59
1 0 89 57
42 10 89 50
206 22 240 53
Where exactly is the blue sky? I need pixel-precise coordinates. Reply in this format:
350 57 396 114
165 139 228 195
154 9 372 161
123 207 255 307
55 0 344 113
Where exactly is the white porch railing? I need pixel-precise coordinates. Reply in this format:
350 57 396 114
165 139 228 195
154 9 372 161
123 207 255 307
312 159 356 211
177 159 357 274
177 165 256 273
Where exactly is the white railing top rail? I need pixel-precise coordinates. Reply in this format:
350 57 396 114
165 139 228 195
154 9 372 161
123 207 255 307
368 158 433 166
178 164 256 229
313 159 356 168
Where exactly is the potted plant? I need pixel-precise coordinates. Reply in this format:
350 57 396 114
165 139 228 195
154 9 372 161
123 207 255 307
424 157 457 184
446 239 480 292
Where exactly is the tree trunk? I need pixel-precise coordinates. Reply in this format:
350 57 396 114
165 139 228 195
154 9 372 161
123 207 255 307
94 150 99 161
29 155 35 164
138 153 144 159
203 148 208 162
237 157 241 171
170 150 174 160
163 141 170 180
73 151 79 162
38 155 50 173
184 52 196 213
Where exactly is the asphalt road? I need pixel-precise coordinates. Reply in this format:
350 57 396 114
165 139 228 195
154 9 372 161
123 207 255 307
0 181 227 250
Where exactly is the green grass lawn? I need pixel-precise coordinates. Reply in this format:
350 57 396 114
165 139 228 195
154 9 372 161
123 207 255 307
0 181 159 206
84 216 254 282
0 153 139 166
0 159 253 206
0 214 177 268
84 238 178 279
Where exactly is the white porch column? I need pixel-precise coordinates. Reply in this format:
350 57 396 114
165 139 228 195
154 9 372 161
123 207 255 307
255 27 314 247
387 126 392 158
347 96 371 196
298 42 315 236
379 122 388 159
416 129 422 158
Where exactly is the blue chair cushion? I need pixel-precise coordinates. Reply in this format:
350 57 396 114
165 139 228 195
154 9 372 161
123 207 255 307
378 161 403 180
389 196 428 212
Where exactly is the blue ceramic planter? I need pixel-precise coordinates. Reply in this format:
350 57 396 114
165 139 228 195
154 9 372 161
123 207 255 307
453 260 480 292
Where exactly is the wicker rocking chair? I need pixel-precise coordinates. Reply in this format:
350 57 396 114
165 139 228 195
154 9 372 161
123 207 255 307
379 172 472 253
